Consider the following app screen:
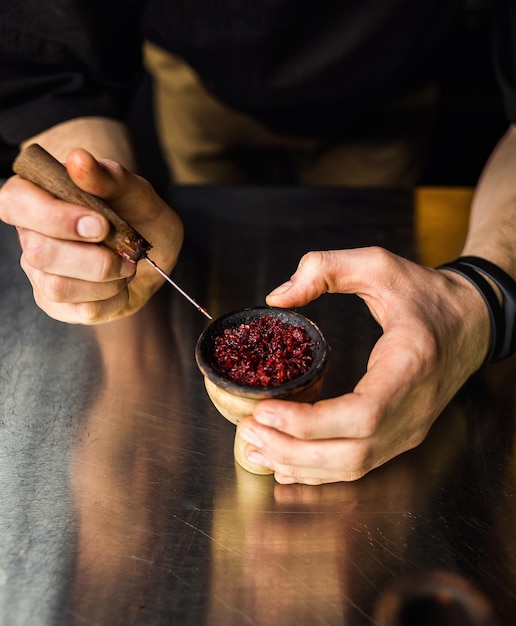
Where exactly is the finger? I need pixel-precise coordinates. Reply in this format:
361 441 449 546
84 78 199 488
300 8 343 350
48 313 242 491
66 150 183 274
265 248 369 308
239 403 421 484
1 176 110 242
66 149 128 199
251 343 417 442
236 339 432 483
265 247 406 311
252 395 374 440
266 250 341 308
18 229 136 282
23 262 131 305
66 149 157 220
237 421 377 483
32 288 131 325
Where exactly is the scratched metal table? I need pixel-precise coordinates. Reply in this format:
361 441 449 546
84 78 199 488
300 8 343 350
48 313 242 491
0 186 515 626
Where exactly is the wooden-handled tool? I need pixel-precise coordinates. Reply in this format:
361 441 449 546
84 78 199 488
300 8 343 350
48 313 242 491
13 143 212 318
13 143 150 263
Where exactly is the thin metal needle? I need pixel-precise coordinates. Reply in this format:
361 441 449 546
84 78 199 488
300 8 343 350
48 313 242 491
144 256 212 319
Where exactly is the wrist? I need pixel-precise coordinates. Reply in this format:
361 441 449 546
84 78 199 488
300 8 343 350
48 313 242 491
20 117 138 171
437 256 516 364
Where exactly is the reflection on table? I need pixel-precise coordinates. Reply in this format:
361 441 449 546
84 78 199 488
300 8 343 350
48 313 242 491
0 186 514 626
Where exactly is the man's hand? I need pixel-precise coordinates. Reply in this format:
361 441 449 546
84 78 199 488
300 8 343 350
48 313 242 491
0 148 183 324
237 247 491 483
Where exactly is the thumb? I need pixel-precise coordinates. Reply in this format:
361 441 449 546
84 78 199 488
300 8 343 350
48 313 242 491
266 250 349 308
66 148 124 200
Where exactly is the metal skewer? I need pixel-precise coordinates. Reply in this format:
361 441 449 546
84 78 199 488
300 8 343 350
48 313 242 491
144 257 212 319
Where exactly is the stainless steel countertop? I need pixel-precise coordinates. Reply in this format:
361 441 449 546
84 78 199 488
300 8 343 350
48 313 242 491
0 186 514 626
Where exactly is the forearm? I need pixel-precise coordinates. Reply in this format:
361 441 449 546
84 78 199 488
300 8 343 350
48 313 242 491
461 123 516 279
21 117 139 172
444 123 516 364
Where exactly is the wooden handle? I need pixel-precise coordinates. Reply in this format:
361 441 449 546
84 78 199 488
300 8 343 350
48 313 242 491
12 144 152 262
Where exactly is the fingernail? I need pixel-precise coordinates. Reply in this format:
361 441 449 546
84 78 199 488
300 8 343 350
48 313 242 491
77 215 104 238
239 428 263 448
120 260 136 277
276 475 297 484
254 409 278 427
247 451 269 467
267 280 292 298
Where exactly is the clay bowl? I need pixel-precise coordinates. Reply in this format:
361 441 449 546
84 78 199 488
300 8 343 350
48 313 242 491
195 306 330 474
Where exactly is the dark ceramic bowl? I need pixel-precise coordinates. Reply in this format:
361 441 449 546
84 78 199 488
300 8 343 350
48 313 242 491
195 306 330 474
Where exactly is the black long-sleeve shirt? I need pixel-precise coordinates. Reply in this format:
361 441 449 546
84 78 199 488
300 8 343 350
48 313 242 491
0 0 514 147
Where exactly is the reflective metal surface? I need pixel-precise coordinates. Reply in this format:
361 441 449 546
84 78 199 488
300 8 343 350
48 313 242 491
0 187 515 625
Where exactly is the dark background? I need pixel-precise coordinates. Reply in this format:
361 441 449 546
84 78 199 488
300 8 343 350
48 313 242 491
1 1 508 189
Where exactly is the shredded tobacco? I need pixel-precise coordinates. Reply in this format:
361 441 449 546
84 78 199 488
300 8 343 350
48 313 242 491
213 315 316 387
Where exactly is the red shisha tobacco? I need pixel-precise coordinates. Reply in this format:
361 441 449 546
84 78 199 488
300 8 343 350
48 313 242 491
213 315 317 388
